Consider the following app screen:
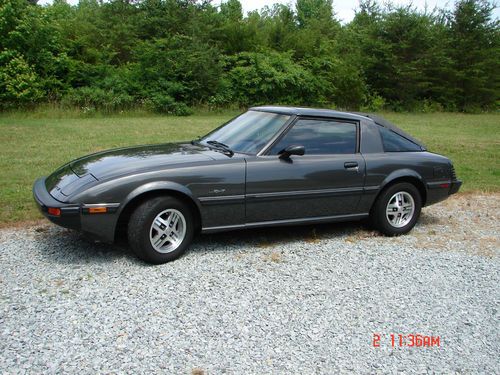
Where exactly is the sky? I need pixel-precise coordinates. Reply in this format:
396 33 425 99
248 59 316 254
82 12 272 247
241 0 453 22
39 0 499 24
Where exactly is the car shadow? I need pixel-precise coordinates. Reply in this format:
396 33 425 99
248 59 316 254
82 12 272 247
33 221 367 265
33 208 441 264
418 212 444 225
33 225 138 265
191 221 369 251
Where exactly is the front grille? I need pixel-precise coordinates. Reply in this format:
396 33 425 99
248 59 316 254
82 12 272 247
450 165 457 181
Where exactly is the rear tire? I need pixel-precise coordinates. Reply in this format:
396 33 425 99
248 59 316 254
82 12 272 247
370 182 422 236
128 196 194 264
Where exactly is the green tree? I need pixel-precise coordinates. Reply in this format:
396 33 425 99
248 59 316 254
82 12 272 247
133 35 222 110
0 0 497 112
296 0 334 27
448 0 499 111
0 0 68 100
224 51 316 106
0 51 43 106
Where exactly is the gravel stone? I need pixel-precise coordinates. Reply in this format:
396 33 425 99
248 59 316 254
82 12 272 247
0 194 498 373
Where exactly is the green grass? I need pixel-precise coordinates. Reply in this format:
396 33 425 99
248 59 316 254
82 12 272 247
383 112 499 192
0 111 498 225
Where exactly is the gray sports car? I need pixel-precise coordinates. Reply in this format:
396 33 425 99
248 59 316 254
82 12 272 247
33 106 461 263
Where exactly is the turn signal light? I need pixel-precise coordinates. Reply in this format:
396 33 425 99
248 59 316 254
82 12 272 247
47 207 61 216
88 207 107 214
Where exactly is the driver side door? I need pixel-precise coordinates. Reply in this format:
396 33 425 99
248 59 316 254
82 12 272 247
245 117 366 223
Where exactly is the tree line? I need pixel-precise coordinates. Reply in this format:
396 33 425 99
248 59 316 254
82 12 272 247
0 0 498 114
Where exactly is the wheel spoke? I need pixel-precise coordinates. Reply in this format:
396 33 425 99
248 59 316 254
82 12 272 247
159 236 171 248
149 208 187 253
169 232 179 242
164 212 174 228
385 191 416 228
152 233 165 247
153 218 166 232
397 193 403 206
387 204 397 214
171 214 180 230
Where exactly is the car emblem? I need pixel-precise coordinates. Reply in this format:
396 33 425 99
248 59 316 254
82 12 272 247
211 189 226 194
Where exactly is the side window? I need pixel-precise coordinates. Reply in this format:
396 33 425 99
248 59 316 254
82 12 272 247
269 119 357 155
379 126 422 152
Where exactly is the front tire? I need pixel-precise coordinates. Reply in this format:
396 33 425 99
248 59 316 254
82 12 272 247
128 196 194 264
370 182 422 236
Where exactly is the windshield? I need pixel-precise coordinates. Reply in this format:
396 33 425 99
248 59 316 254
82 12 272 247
200 110 290 154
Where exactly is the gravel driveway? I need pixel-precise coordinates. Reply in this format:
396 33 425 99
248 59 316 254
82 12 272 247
1 194 499 374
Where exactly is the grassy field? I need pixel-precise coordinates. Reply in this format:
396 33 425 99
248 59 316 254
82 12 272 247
0 111 498 226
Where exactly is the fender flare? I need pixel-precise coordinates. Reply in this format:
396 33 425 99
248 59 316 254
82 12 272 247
378 168 427 194
117 181 202 217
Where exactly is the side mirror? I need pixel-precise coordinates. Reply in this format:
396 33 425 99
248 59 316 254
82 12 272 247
279 145 305 159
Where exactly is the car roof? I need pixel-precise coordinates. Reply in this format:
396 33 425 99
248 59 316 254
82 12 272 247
250 106 426 150
250 106 366 120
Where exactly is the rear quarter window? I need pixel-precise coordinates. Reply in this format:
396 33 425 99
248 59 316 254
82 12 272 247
379 126 422 152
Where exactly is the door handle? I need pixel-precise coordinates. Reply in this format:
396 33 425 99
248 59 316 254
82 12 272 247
344 162 359 171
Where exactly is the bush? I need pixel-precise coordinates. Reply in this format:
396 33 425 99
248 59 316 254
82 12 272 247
207 79 234 110
144 93 193 116
303 51 368 109
62 87 134 111
0 52 44 107
133 36 223 105
361 93 386 112
224 51 316 106
418 99 445 113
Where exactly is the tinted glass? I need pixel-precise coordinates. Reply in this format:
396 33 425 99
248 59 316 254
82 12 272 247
379 126 421 152
200 110 290 154
270 119 357 155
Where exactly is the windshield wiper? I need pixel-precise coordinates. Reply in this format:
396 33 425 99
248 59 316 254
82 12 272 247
206 140 234 156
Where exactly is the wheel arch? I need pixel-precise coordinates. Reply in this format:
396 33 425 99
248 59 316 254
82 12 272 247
114 183 202 242
375 170 427 208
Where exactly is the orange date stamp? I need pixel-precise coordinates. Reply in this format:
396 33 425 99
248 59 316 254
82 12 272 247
373 333 441 348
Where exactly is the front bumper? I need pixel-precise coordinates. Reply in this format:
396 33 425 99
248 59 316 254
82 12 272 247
33 178 81 230
33 177 120 242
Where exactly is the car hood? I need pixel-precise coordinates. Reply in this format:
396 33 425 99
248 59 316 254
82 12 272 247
69 142 216 180
45 143 219 201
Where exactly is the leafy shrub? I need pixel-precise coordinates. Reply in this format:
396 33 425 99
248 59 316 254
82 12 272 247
133 36 223 105
144 93 193 116
418 99 445 113
0 51 43 107
62 87 134 111
224 51 316 106
207 79 234 109
362 93 386 112
1 0 498 113
305 54 367 109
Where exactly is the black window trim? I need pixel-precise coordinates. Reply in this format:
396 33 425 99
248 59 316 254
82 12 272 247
260 115 360 156
256 113 298 156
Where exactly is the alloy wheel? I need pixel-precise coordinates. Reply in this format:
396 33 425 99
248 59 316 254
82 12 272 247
149 209 187 253
385 191 415 228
